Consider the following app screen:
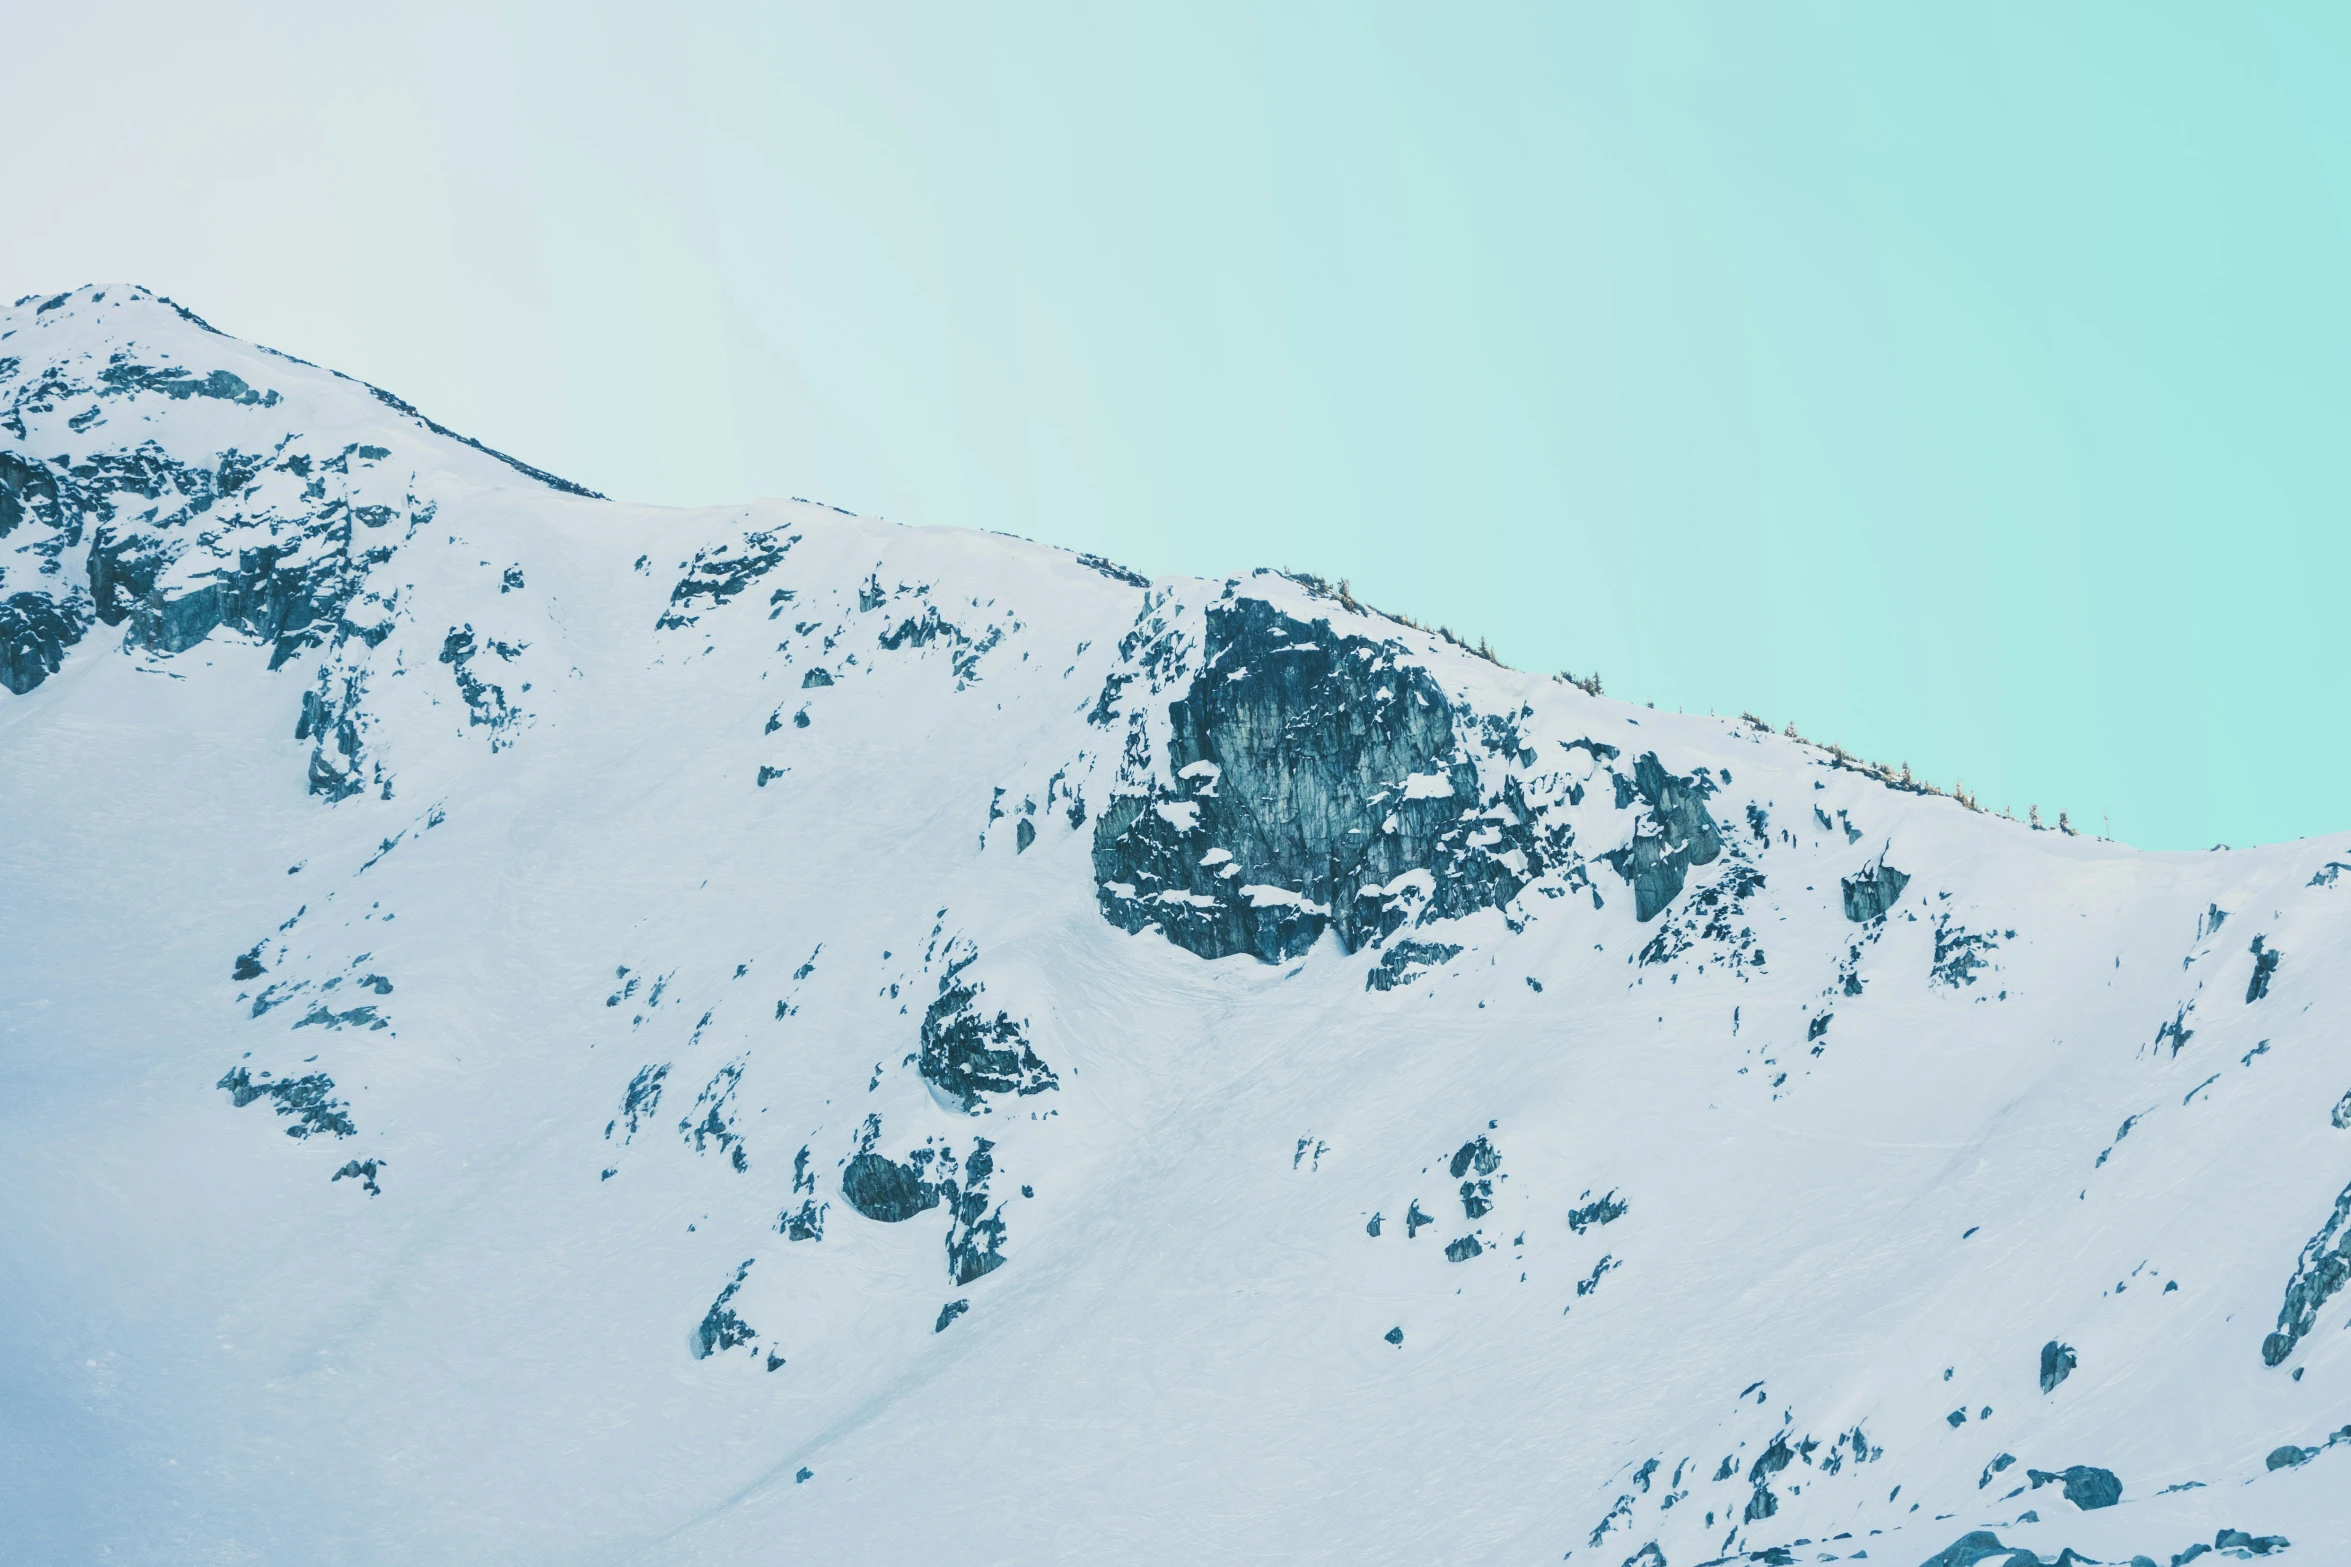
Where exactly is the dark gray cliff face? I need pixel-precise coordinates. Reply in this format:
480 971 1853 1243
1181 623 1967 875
2024 1463 2122 1510
0 587 91 694
918 958 1059 1112
841 1151 941 1223
1091 598 1561 963
1842 857 1911 923
1603 753 1725 922
838 1131 1012 1287
2262 1176 2351 1367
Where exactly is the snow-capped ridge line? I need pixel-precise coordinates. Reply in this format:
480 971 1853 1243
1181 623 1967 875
1277 562 2107 848
2 290 2348 1565
9 282 603 497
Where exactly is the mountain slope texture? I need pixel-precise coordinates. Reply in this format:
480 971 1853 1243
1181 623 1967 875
4 285 2347 1567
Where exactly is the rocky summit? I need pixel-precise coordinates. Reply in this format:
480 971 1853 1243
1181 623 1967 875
3 285 2347 1566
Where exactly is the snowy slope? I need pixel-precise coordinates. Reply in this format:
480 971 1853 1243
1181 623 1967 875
3 285 2347 1567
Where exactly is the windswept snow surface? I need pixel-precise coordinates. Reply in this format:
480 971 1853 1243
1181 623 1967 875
4 287 2349 1566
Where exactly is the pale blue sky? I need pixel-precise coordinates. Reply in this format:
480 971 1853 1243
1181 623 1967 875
12 4 2347 848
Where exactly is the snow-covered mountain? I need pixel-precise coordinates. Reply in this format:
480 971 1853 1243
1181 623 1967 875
3 284 2346 1567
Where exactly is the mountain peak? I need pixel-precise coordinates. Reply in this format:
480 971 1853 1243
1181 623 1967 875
1 289 600 696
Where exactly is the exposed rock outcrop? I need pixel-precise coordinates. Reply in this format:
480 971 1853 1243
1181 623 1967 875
1092 599 1562 962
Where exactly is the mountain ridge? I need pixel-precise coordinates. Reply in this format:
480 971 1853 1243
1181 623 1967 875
3 287 2347 1566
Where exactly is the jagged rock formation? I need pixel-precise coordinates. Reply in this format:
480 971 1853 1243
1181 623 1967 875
2262 1177 2351 1367
1091 597 1564 960
1604 751 1725 921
